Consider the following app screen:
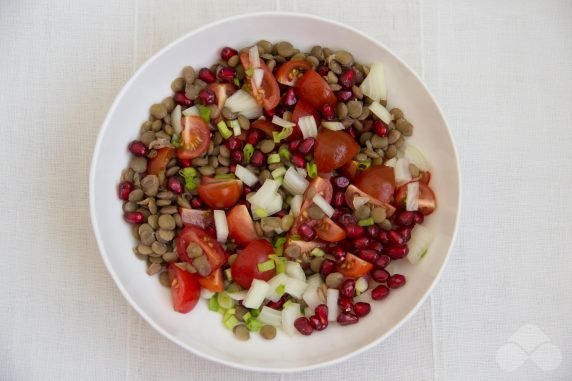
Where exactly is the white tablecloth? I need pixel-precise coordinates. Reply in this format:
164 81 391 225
1 0 571 380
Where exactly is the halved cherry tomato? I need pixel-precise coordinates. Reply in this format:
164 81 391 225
207 83 236 111
338 253 374 278
198 268 224 292
339 161 359 180
275 60 313 86
177 225 227 272
291 177 333 234
284 239 326 259
419 171 431 185
179 207 214 229
168 263 201 313
289 100 320 141
345 184 396 217
296 70 337 109
177 116 211 160
314 130 360 173
353 165 396 204
251 119 278 137
240 52 280 111
147 147 174 175
231 239 275 288
227 204 259 247
316 217 346 242
394 181 437 215
197 177 243 209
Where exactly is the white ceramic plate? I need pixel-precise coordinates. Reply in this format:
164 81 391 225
90 12 460 373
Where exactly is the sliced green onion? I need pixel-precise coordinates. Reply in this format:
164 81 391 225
275 176 283 186
272 127 293 143
274 256 287 274
254 207 268 218
257 259 276 272
246 318 263 332
233 77 241 87
271 166 287 179
215 173 236 179
179 167 197 178
358 217 375 226
267 153 281 164
198 105 211 123
310 248 325 257
243 143 254 163
217 120 232 139
275 284 286 295
357 161 371 170
279 146 291 161
274 237 286 254
250 309 260 318
283 300 293 309
228 119 241 136
245 67 254 77
223 315 240 330
242 312 252 322
290 234 301 241
306 162 318 178
224 268 233 281
184 177 198 191
208 296 219 312
171 133 181 148
217 292 235 310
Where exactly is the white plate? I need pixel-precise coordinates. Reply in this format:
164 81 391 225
90 12 461 373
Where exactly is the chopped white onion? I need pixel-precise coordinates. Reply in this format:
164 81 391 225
263 194 283 217
227 290 247 301
286 261 306 281
266 273 289 302
284 277 308 298
171 105 182 134
406 181 419 211
200 288 215 299
326 289 340 322
306 273 323 289
290 195 303 217
352 196 369 210
295 167 307 178
303 285 326 315
249 45 261 69
229 119 241 136
384 158 397 167
394 158 412 184
258 306 282 327
406 224 434 264
235 164 258 187
243 279 270 309
281 303 302 336
355 277 369 294
313 194 335 218
249 179 280 209
298 115 318 138
321 121 345 131
253 68 264 88
182 105 200 116
283 167 309 195
359 62 386 102
404 144 431 171
368 101 392 125
213 210 228 243
224 89 262 119
354 290 373 304
272 115 296 128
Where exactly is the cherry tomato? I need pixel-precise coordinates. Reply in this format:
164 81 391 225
290 100 321 141
197 177 243 209
177 116 211 160
353 165 396 204
291 177 333 234
168 263 201 313
316 217 346 242
240 52 280 111
198 268 224 292
227 204 259 247
394 181 437 215
147 147 174 175
231 239 275 288
345 184 396 217
314 130 359 173
179 207 214 229
177 225 227 272
296 70 337 109
251 119 278 137
339 161 359 180
338 253 374 278
207 83 236 111
419 171 431 185
275 60 313 86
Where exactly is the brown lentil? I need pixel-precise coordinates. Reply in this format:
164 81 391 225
305 55 319 68
355 204 371 220
396 118 413 136
394 136 405 148
259 139 275 154
310 46 325 61
171 77 185 92
128 189 144 202
326 71 338 84
157 229 175 243
280 214 294 231
123 201 138 213
328 60 342 75
137 244 153 256
233 325 250 341
325 272 344 289
151 120 162 132
372 207 387 224
158 214 176 230
308 205 325 220
193 255 211 276
335 50 354 66
235 305 249 321
156 199 171 207
146 262 162 276
276 41 295 58
385 145 398 159
160 205 178 215
336 102 348 119
260 325 277 340
371 135 388 149
159 271 170 287
198 165 215 176
284 245 301 259
150 103 167 120
257 40 273 54
192 157 208 166
182 66 196 83
130 157 147 173
310 256 325 273
141 175 159 196
379 219 392 231
152 241 167 255
390 108 404 120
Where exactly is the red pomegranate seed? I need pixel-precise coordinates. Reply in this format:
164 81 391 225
374 254 391 268
229 163 237 173
337 296 354 312
368 240 384 253
332 176 350 189
378 231 390 244
220 46 238 61
266 297 286 310
338 69 356 89
414 212 425 224
128 140 148 156
336 90 353 102
373 120 389 137
345 224 365 239
289 139 301 152
217 67 236 83
294 317 313 335
317 65 329 76
231 150 244 164
282 88 297 107
353 302 371 317
399 227 413 241
347 127 357 139
178 158 192 168
241 185 252 197
173 91 193 107
118 181 134 201
385 245 409 259
309 315 326 331
198 68 216 83
124 211 144 224
387 231 406 246
246 129 263 145
332 191 346 208
396 211 415 227
297 137 316 155
366 225 380 238
315 304 329 326
276 210 288 218
321 103 335 121
331 209 345 221
320 259 336 278
226 137 243 151
275 105 286 118
167 176 184 194
250 150 265 167
190 198 203 209
340 279 356 298
198 89 216 105
206 225 217 238
299 223 316 241
358 249 378 263
353 237 370 250
291 153 306 168
338 213 356 226
371 285 390 300
331 246 346 261
371 268 390 283
388 274 406 289
337 312 359 326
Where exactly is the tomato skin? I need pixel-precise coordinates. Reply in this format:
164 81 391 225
345 184 396 217
339 161 359 180
227 204 259 247
179 207 214 229
418 171 431 185
207 83 236 111
296 70 337 109
394 181 437 215
168 263 201 313
316 217 346 242
291 177 333 234
177 116 211 160
197 177 243 209
353 165 396 204
275 60 313 86
314 130 360 173
198 268 224 292
147 147 175 175
338 253 374 278
176 226 227 272
231 239 275 288
240 52 280 110
251 119 278 137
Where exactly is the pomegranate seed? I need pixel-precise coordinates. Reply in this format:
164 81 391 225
366 225 380 238
242 185 252 197
297 137 316 155
250 150 265 167
340 279 356 298
333 176 350 189
378 231 390 244
331 246 346 261
229 163 237 173
274 105 286 118
353 302 371 317
317 65 329 76
371 268 390 283
124 211 144 224
178 158 192 168
388 274 406 289
336 90 353 102
231 150 244 164
331 209 345 221
338 69 356 89
414 212 425 224
337 296 354 312
220 46 238 61
190 198 203 209
118 181 134 201
332 191 346 208
387 231 406 246
246 129 263 145
226 137 243 151
385 245 409 259
345 224 365 239
396 211 415 227
347 127 357 139
399 227 413 241
198 68 216 83
368 240 384 253
282 88 297 107
338 213 356 226
320 259 336 278
371 285 390 300
266 297 286 310
276 210 288 218
198 89 215 105
206 225 217 238
353 237 370 250
289 139 301 152
167 176 184 194
321 104 335 121
291 153 306 168
374 255 391 268
309 315 326 331
217 67 236 82
358 249 378 264
315 304 329 326
337 312 359 326
299 223 316 241
128 140 148 156
373 120 389 137
294 317 313 335
173 91 193 107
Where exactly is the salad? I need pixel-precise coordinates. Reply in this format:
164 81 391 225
118 41 437 341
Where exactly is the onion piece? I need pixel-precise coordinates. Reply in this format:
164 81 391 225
224 89 262 119
272 115 296 128
352 196 369 210
258 306 282 327
171 105 182 134
384 158 397 167
404 144 431 171
266 273 289 302
235 164 258 187
368 101 392 125
284 277 308 298
355 277 369 294
354 290 373 304
406 181 419 211
283 167 309 195
394 158 412 185
321 121 345 131
253 68 264 88
326 289 340 322
306 273 323 289
281 303 302 336
290 195 303 217
286 261 306 281
406 224 434 264
243 279 270 309
182 105 200 116
303 286 326 316
200 288 215 299
249 179 280 209
313 194 335 218
213 210 228 243
249 45 261 69
298 115 318 138
359 62 386 102
227 290 247 301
